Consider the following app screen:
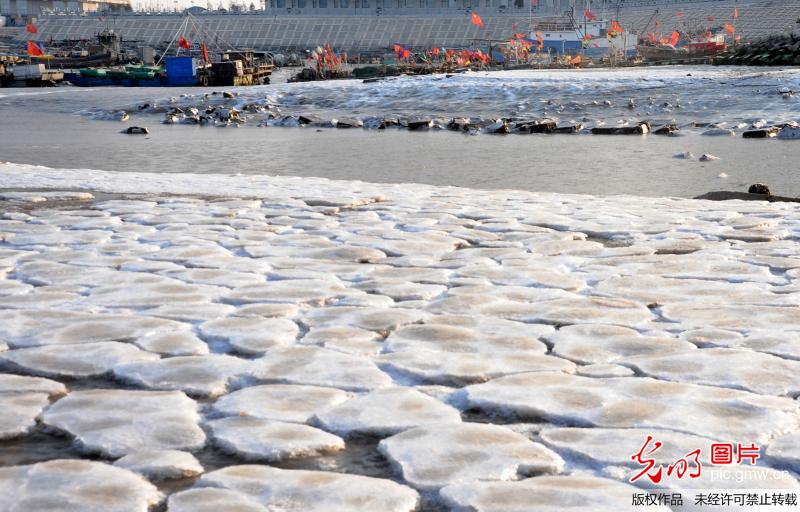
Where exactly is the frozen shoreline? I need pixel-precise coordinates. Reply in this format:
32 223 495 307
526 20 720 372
1 161 800 511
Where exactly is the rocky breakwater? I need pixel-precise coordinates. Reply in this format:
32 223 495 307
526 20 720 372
719 32 800 66
1 163 800 511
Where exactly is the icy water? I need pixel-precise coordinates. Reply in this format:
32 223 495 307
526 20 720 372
1 65 799 197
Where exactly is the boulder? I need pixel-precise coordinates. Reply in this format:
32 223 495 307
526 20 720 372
123 126 149 135
748 183 771 195
591 122 649 135
407 118 433 131
335 118 363 129
743 127 780 138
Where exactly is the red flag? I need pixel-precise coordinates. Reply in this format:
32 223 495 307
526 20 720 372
668 31 679 46
26 23 37 34
470 12 484 28
515 33 524 39
723 23 735 34
675 11 684 17
584 9 596 21
178 36 191 50
432 47 440 56
26 40 43 56
733 7 739 19
611 20 623 32
201 42 210 63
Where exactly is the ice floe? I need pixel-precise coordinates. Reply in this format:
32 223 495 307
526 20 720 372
457 373 800 443
378 423 564 491
189 465 419 511
208 416 345 461
378 349 574 385
439 475 669 512
0 342 158 378
211 384 349 423
114 450 204 481
113 354 253 397
313 387 462 436
0 460 161 512
252 346 392 391
42 389 206 457
620 347 800 396
198 316 299 354
766 431 800 472
544 324 696 365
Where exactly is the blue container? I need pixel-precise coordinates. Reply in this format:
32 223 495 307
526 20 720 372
166 56 199 86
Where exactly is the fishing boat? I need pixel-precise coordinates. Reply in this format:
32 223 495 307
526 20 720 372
530 17 638 58
32 30 132 69
637 33 727 63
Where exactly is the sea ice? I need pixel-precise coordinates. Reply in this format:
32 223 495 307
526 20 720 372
43 389 206 457
620 348 800 396
766 431 800 472
383 322 549 355
313 387 462 436
251 346 392 391
300 326 383 356
439 475 670 512
544 324 696 364
539 427 716 468
192 465 419 511
211 383 349 423
378 349 574 385
198 316 299 354
167 488 268 512
0 342 158 378
113 450 204 481
457 372 800 443
113 354 253 397
133 331 209 356
0 460 161 512
223 279 348 305
207 416 345 461
302 306 429 332
0 392 52 440
378 423 564 491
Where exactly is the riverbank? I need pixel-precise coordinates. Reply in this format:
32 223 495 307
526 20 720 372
0 162 799 510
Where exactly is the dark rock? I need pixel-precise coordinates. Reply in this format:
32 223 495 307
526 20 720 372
447 118 477 132
222 91 235 99
378 117 400 129
517 121 557 134
591 122 650 135
654 124 679 135
123 126 149 134
335 118 363 129
552 123 584 134
407 118 433 131
742 127 781 138
748 183 771 195
298 114 322 125
486 119 510 134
